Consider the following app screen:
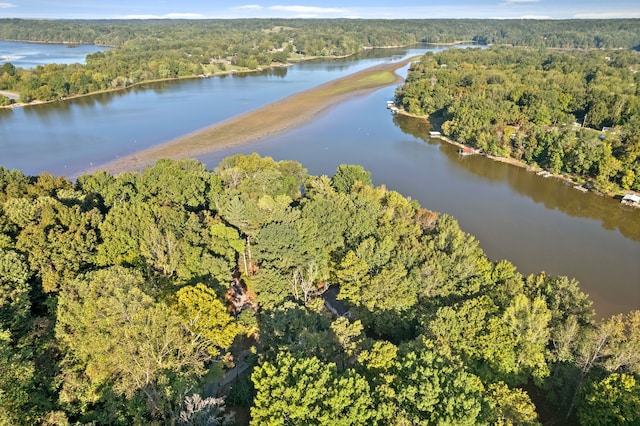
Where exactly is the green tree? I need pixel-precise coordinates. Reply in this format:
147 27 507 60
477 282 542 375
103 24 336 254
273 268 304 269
0 329 37 425
331 164 372 193
251 353 373 425
56 266 209 422
577 373 640 426
0 249 31 333
486 382 540 426
138 158 209 209
13 198 101 293
175 283 241 358
393 339 489 425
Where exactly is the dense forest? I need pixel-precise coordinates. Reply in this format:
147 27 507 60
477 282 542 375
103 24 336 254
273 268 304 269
396 46 640 193
1 155 638 424
0 18 639 104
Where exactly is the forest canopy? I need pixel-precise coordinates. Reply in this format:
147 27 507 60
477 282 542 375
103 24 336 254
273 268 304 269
0 155 638 424
0 18 639 104
396 46 640 193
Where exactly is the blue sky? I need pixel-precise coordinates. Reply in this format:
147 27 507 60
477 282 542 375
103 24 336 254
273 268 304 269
1 0 639 20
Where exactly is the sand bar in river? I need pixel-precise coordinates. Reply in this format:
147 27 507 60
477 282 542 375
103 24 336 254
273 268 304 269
95 58 416 175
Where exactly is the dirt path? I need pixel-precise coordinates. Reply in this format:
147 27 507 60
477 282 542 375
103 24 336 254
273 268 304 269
93 58 416 175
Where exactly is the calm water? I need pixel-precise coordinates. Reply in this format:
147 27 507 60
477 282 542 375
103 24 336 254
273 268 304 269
0 43 638 317
198 67 640 318
0 45 436 176
0 40 109 68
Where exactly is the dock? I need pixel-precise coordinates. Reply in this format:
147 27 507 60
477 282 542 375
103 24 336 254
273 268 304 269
458 146 478 156
621 193 640 207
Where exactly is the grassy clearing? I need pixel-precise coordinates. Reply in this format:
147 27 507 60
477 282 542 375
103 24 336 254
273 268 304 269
322 70 398 96
97 57 416 174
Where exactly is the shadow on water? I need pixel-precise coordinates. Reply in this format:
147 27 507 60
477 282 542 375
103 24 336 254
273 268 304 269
13 66 294 119
229 66 289 78
20 89 133 117
393 114 640 243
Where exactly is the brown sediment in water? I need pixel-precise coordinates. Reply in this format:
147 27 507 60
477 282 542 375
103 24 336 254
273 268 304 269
93 58 416 175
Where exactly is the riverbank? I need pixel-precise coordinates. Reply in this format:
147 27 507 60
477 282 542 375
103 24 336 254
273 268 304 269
0 62 297 110
92 58 416 175
0 44 420 111
400 110 640 203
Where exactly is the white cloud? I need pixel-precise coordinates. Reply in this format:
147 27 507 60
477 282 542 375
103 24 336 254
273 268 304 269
232 5 263 10
0 3 16 8
491 14 552 19
574 11 640 18
165 13 205 19
268 5 347 14
119 13 205 19
519 14 552 19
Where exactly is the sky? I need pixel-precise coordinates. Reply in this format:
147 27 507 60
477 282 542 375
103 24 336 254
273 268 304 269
0 0 639 20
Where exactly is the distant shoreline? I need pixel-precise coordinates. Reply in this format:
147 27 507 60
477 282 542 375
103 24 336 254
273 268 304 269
0 63 296 110
0 38 111 46
0 41 465 110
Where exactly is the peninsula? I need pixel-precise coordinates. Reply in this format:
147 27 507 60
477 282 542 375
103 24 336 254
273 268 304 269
95 58 414 174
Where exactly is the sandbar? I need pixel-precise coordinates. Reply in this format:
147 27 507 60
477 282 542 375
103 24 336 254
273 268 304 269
95 58 416 174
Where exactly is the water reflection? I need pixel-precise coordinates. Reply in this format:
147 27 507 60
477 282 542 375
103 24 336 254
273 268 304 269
394 115 640 242
1 42 637 317
200 76 638 317
391 114 430 142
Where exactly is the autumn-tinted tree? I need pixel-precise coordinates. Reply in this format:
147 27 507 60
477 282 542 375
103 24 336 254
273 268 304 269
56 266 210 422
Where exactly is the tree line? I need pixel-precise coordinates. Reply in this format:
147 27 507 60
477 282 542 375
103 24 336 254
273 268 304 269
396 46 640 193
1 155 638 424
0 18 639 104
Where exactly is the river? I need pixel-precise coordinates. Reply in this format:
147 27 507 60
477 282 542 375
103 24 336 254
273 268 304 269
0 39 109 68
0 42 638 317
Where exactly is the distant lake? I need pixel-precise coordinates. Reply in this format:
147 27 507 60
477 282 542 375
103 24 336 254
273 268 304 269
0 40 109 68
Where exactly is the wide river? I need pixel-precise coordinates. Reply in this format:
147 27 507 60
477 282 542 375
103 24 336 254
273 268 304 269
0 39 109 68
0 42 638 318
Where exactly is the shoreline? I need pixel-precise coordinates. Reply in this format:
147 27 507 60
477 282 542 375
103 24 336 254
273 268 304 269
0 38 112 46
89 58 414 176
0 63 298 110
0 41 465 111
396 109 640 203
0 42 428 111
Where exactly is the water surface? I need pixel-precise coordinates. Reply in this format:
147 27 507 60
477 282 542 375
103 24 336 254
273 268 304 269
0 45 436 176
0 40 109 68
0 43 637 317
198 74 640 318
